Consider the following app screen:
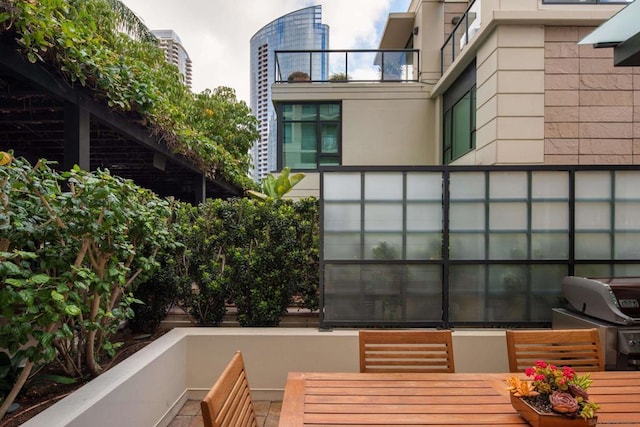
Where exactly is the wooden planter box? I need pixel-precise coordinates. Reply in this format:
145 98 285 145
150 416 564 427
510 394 597 427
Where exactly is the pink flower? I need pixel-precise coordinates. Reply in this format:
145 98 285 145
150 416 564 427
534 374 545 382
536 360 547 368
525 367 535 377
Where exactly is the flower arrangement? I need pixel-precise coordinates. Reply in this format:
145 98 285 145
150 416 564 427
506 360 599 420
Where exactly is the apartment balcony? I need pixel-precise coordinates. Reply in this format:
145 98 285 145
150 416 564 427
274 49 419 83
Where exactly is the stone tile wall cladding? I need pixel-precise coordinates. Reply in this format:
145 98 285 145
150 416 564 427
545 26 640 165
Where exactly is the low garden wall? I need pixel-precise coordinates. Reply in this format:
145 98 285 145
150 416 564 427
23 328 510 427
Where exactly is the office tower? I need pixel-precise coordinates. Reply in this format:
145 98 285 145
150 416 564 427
249 6 329 181
153 30 193 89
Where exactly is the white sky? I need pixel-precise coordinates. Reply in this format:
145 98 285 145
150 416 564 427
120 0 412 104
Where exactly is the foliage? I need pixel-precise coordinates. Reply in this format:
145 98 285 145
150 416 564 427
329 72 349 81
287 71 310 82
0 154 172 418
0 0 258 190
246 167 305 201
507 360 600 419
0 351 76 404
177 197 319 326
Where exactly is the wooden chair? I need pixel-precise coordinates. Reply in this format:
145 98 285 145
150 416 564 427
201 351 258 427
359 329 455 373
505 328 604 373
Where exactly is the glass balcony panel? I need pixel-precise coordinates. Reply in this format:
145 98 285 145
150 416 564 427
575 202 611 230
404 265 443 321
615 201 640 230
532 233 569 259
450 202 484 230
406 232 442 260
532 202 568 230
532 171 569 199
614 232 640 259
575 233 611 259
449 265 486 322
407 203 442 232
450 172 485 199
365 173 403 199
489 233 527 259
324 173 361 200
324 233 361 260
490 172 527 198
364 235 403 260
615 171 640 199
406 172 442 200
489 202 527 230
364 203 403 231
324 202 360 231
450 233 485 259
576 171 611 199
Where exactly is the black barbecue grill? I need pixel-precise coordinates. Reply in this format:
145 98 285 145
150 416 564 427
552 276 640 370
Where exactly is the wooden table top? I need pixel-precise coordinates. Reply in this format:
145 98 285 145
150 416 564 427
278 371 640 426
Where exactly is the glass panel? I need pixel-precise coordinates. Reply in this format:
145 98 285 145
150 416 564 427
364 203 403 231
324 233 361 260
613 264 640 276
615 202 640 230
532 233 569 259
575 202 610 230
320 123 338 153
319 103 340 120
574 264 611 278
407 203 442 231
319 156 340 166
282 122 317 169
404 265 443 321
452 93 471 159
532 202 568 230
443 109 452 163
489 233 527 259
406 233 442 260
530 265 567 321
324 173 361 200
490 172 527 198
449 265 486 322
323 264 362 321
282 104 317 120
450 233 485 259
406 172 442 200
324 202 360 231
575 171 611 199
532 171 569 199
364 235 403 260
616 171 640 199
450 202 485 230
575 233 611 259
365 173 403 200
362 264 404 321
489 202 527 230
487 265 527 321
450 172 485 199
614 233 640 259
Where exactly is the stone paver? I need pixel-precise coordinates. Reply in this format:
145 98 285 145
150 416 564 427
167 399 280 427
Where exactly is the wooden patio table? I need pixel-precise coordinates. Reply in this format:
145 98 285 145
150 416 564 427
278 371 640 426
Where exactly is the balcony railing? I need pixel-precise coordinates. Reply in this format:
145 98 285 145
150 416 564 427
440 0 480 75
274 49 419 83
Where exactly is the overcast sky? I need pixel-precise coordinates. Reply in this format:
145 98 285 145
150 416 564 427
120 0 412 104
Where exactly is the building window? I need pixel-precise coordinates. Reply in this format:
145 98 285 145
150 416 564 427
443 86 476 163
442 60 476 164
278 102 341 170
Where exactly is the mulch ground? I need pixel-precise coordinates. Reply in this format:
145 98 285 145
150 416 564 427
0 328 170 427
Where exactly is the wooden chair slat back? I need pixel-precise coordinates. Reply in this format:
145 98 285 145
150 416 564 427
505 328 604 373
201 351 258 427
359 330 455 373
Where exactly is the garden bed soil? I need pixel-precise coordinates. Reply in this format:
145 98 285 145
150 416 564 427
0 328 169 427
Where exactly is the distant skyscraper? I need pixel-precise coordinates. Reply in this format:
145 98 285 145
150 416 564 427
249 6 329 181
153 30 193 89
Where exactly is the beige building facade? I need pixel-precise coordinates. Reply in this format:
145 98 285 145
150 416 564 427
271 0 637 198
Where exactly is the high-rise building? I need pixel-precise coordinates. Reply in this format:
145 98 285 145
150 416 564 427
249 6 329 181
153 30 193 89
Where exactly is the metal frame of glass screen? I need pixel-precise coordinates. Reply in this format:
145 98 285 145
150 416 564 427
319 165 640 329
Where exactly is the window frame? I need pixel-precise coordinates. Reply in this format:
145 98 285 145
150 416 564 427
277 101 342 171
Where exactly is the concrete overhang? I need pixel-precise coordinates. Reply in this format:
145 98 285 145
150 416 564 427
378 12 416 49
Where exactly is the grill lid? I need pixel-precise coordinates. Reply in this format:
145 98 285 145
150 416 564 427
562 276 640 325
